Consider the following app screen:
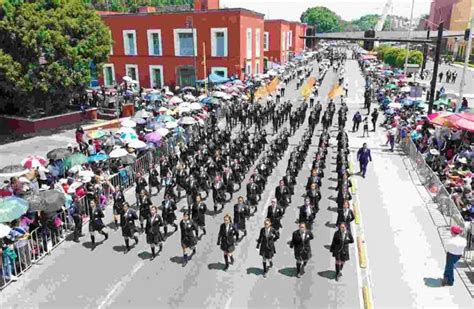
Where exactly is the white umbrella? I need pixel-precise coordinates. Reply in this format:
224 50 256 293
135 110 152 118
180 116 197 125
78 170 95 178
190 102 202 110
158 106 168 113
169 96 184 104
179 102 191 109
156 128 170 137
69 165 83 173
179 107 192 114
109 148 129 158
127 140 147 149
267 69 278 76
166 122 178 129
165 90 174 96
197 94 207 101
223 94 232 101
388 102 402 109
0 223 12 238
117 127 136 134
213 91 227 98
184 94 196 101
400 86 411 92
121 118 137 128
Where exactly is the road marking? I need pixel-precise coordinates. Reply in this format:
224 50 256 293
362 286 373 309
357 236 367 269
224 296 233 309
97 260 144 309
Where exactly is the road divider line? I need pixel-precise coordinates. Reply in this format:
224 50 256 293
357 236 367 269
353 200 360 225
362 286 372 309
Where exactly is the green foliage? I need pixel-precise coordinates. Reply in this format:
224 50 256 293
85 0 194 12
300 6 342 33
0 0 112 116
351 14 379 31
377 46 423 68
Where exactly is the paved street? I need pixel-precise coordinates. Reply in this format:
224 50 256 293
425 60 474 97
0 62 363 308
343 59 473 307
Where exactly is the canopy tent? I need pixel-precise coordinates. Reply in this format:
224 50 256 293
197 73 230 84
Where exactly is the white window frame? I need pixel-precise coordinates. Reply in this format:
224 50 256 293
174 28 198 57
109 30 114 55
255 29 261 58
288 30 293 47
264 32 269 51
246 28 252 59
149 65 164 89
102 64 115 87
245 61 252 76
211 67 228 78
125 64 139 86
123 30 137 56
281 32 286 50
147 29 163 56
255 61 260 74
211 28 228 57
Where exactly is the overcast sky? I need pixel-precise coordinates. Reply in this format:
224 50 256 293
220 0 432 21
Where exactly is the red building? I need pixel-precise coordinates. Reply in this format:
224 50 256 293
289 22 307 57
264 20 291 66
426 0 458 30
99 0 264 89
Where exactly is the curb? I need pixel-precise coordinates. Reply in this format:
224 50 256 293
357 236 367 269
353 201 361 225
362 286 373 309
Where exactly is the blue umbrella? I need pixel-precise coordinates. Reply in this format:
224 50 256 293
0 196 29 223
88 152 109 163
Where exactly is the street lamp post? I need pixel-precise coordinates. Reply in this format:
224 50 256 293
404 0 415 75
458 6 474 111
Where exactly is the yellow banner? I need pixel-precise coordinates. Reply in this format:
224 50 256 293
301 77 316 98
328 84 343 99
266 77 280 94
254 86 268 100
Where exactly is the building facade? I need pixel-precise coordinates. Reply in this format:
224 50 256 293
426 0 458 31
289 22 307 57
264 20 291 66
446 0 474 59
99 1 264 89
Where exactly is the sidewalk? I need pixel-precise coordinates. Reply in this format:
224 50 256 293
344 59 473 307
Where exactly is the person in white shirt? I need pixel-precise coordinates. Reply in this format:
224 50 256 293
442 225 467 286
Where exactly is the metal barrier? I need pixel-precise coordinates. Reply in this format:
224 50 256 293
400 136 473 270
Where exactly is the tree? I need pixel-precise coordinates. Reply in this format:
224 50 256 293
85 0 194 12
300 6 342 33
0 0 112 117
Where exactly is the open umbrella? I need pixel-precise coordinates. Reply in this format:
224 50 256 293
0 223 11 237
0 165 29 178
180 116 197 125
87 130 107 139
88 152 109 163
0 196 29 223
38 190 66 213
127 139 147 149
169 96 184 104
119 132 138 141
120 154 136 165
64 153 87 170
24 193 47 212
109 148 129 158
190 102 202 110
121 118 137 128
145 132 162 144
166 121 178 129
385 84 398 90
117 127 136 135
213 91 227 98
132 117 147 125
135 110 152 118
46 148 71 161
21 155 48 169
158 106 168 113
156 128 170 137
433 98 449 106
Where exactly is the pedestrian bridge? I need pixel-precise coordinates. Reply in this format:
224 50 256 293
305 30 464 42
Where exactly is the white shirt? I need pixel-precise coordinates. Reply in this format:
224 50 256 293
445 235 467 256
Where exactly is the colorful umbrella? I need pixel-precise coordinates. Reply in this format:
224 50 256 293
166 122 178 129
0 223 11 237
433 98 449 106
109 148 129 158
120 132 138 141
145 132 162 144
156 114 176 123
127 139 147 149
21 155 48 169
132 117 147 125
87 130 107 139
121 119 137 128
135 110 152 118
46 148 71 161
64 153 88 170
0 196 29 223
190 103 202 110
385 84 398 90
88 152 109 163
169 96 184 104
38 190 66 213
156 128 170 137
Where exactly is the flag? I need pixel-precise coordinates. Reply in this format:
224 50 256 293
301 77 316 98
328 84 343 99
254 86 268 100
266 77 280 93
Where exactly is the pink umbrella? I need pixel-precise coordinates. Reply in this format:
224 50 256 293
145 132 162 144
458 112 474 122
21 155 48 169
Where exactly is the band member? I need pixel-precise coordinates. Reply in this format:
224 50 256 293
289 223 314 278
275 179 291 208
330 222 354 281
148 164 161 195
217 214 239 270
336 201 355 232
306 182 321 212
112 185 125 230
212 175 226 213
88 200 108 250
138 189 152 232
180 212 199 267
162 171 177 200
246 176 259 214
161 194 178 237
234 196 250 241
121 202 139 252
146 206 164 260
299 198 316 226
134 172 148 206
256 218 280 278
191 194 207 238
266 198 284 231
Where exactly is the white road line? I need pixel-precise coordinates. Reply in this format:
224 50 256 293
224 296 233 309
97 260 145 309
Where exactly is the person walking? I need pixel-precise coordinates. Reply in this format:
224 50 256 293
336 201 355 233
217 214 238 270
88 200 108 250
362 117 369 137
352 112 362 132
330 222 354 281
121 202 139 252
191 194 207 238
161 193 178 238
266 198 284 231
442 226 467 286
234 196 250 241
371 108 379 132
179 212 199 267
357 143 372 178
145 205 164 260
256 218 280 278
289 223 314 278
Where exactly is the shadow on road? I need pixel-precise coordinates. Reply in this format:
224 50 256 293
325 221 336 229
278 267 298 278
208 262 226 271
246 267 263 276
423 277 444 288
318 270 335 280
170 256 183 265
112 245 128 253
138 251 153 260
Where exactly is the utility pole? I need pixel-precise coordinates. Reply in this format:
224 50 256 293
429 22 444 114
458 6 474 112
421 28 430 73
404 0 415 75
203 42 207 94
